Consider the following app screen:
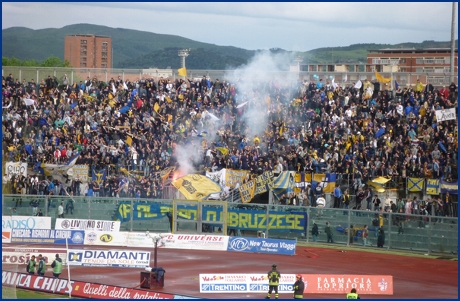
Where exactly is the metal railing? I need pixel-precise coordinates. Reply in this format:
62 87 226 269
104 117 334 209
2 67 457 87
2 194 457 256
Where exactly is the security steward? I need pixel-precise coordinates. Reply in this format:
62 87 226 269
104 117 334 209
266 264 280 299
26 255 36 275
346 288 360 299
37 254 46 276
293 274 305 299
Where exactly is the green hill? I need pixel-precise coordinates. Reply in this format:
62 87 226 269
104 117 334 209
2 24 457 69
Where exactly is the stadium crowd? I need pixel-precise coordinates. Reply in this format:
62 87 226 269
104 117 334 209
1 71 458 217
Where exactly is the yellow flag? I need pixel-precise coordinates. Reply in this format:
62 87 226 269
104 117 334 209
239 179 256 204
166 96 172 103
126 136 132 146
172 174 222 200
375 71 392 84
154 102 160 113
178 67 187 77
160 166 176 181
216 147 229 156
168 114 172 123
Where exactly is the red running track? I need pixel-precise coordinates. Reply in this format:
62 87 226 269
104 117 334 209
3 244 458 299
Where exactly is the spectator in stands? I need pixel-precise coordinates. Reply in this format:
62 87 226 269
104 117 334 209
377 226 385 248
57 202 64 218
1 71 457 211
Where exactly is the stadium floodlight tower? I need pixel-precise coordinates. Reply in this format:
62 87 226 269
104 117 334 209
294 55 303 72
178 48 191 68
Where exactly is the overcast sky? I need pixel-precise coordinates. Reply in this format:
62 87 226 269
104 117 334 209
2 2 458 51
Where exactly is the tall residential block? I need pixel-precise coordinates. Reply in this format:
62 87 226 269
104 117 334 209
64 35 112 68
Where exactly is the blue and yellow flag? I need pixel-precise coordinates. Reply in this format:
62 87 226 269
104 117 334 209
272 171 295 200
92 168 107 185
172 174 222 200
312 173 336 193
440 180 458 194
426 179 440 195
408 178 424 192
294 173 312 193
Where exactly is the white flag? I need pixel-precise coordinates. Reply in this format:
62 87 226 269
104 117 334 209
354 80 362 89
24 98 35 106
343 73 348 83
123 82 128 90
111 83 116 95
332 79 338 90
236 101 248 108
208 112 220 121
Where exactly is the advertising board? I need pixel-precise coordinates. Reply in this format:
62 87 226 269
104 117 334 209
2 247 68 265
199 274 394 294
55 218 120 232
67 249 150 268
227 237 296 255
1 271 175 299
10 229 84 245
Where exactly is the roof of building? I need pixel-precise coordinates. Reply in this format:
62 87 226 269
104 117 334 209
368 48 458 53
66 34 111 38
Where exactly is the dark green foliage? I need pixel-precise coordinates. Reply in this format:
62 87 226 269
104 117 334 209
2 24 457 69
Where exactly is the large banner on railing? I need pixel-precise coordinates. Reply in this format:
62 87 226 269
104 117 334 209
199 274 393 294
5 162 28 179
72 165 89 182
55 218 121 232
227 209 307 233
10 229 85 245
115 203 308 233
227 237 296 255
440 180 458 194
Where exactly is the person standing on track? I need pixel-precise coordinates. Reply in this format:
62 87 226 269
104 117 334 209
37 254 46 276
346 288 360 299
293 274 305 299
51 254 63 278
26 255 36 274
266 264 280 299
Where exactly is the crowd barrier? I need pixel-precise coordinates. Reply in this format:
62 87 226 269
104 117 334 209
2 193 458 256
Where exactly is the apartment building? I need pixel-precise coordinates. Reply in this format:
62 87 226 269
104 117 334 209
64 35 112 68
367 48 457 73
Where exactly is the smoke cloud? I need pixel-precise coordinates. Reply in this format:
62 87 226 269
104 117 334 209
224 50 297 138
174 50 298 176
